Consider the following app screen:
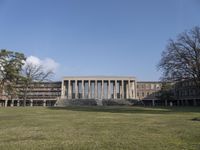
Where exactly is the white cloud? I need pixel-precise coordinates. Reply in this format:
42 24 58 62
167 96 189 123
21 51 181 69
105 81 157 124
26 56 41 66
25 56 59 72
42 58 59 72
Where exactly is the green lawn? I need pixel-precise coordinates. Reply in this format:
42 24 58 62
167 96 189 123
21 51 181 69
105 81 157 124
0 106 200 150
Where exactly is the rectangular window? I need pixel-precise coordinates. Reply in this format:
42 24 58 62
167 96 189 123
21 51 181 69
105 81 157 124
142 84 145 89
156 84 160 90
151 84 154 90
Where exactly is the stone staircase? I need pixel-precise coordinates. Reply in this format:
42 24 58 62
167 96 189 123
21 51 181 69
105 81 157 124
55 97 68 107
95 99 103 106
55 98 104 106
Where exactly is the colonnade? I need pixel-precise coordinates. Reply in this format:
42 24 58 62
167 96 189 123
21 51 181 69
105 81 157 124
61 78 137 99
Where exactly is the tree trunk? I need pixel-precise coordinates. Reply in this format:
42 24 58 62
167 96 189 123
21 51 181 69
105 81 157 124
23 86 28 107
23 94 27 107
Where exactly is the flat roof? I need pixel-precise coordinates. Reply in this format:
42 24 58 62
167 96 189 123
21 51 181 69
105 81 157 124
137 81 162 83
63 76 136 80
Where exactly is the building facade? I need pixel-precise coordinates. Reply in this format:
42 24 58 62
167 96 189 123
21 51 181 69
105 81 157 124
174 80 200 106
0 82 61 107
137 81 162 106
137 82 162 100
1 76 200 107
61 76 137 100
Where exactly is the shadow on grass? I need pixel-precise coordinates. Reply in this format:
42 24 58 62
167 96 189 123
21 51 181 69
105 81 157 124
191 117 200 121
48 106 200 114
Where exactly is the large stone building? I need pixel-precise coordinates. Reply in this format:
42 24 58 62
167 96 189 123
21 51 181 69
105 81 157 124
0 76 200 107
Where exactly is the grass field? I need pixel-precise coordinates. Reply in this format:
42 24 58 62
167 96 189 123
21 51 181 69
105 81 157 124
0 106 200 150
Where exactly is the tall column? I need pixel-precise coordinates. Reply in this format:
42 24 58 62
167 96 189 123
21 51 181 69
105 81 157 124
75 80 78 99
61 80 65 98
101 80 104 99
120 81 122 99
121 80 124 99
95 80 98 99
132 81 134 99
108 80 110 99
114 80 117 99
68 80 71 99
88 80 91 99
17 100 20 107
5 100 8 107
126 81 129 99
30 100 33 107
11 100 14 107
82 80 84 99
43 100 46 107
119 82 122 99
128 80 131 99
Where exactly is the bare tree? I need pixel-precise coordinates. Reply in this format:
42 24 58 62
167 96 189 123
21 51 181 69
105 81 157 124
21 63 53 106
158 26 200 94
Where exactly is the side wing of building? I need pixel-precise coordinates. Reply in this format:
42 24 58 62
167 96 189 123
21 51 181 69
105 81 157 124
137 81 162 100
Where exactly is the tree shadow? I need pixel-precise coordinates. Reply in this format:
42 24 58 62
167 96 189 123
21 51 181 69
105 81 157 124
191 117 200 121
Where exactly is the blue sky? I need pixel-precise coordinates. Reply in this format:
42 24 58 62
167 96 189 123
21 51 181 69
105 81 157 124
0 0 200 81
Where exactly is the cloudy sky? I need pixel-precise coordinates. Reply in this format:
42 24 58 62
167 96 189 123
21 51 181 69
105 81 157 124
0 0 200 81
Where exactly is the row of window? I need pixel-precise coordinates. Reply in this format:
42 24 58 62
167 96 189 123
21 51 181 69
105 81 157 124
137 91 160 97
20 88 61 91
177 89 198 97
137 83 161 90
19 92 61 96
16 85 61 88
176 81 196 87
